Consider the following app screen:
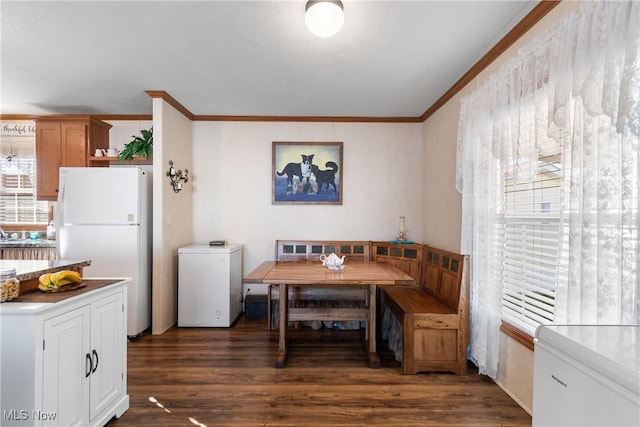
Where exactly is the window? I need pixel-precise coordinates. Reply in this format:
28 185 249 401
1 137 50 225
501 154 563 335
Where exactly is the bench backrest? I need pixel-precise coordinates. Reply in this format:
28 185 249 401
421 246 465 311
370 241 424 285
275 239 464 311
276 240 371 262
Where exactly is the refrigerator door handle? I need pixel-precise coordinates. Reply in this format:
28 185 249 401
56 171 66 218
56 173 66 258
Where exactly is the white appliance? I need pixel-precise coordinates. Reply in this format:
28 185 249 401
178 244 242 327
533 325 639 427
57 167 152 337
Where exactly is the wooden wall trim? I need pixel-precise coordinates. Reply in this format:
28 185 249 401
94 114 153 121
419 0 561 122
0 113 418 123
145 90 195 120
192 115 422 123
32 115 106 122
500 321 535 351
0 114 38 120
0 114 153 122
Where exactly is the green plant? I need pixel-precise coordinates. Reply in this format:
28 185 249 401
119 127 153 160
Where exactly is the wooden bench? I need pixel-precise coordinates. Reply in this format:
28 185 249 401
381 246 469 375
268 240 370 329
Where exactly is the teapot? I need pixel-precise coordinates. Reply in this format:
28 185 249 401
320 253 345 271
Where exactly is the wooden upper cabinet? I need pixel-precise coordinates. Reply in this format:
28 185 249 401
61 123 87 167
36 122 64 201
35 116 111 201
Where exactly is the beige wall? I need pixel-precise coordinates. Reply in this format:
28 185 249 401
191 121 424 277
421 99 462 253
419 0 581 414
151 98 193 334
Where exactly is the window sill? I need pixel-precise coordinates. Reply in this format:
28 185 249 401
500 321 534 351
1 224 47 232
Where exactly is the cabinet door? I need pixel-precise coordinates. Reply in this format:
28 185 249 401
61 123 87 167
36 122 63 200
89 292 125 421
42 305 91 426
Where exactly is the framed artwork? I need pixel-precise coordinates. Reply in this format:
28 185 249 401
272 141 343 205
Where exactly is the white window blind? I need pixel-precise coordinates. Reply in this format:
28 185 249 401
1 158 49 224
501 154 563 335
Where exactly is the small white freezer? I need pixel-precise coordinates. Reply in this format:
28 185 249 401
533 325 639 427
178 244 242 327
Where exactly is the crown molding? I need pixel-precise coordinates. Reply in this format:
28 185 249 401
145 90 194 120
191 115 421 123
93 115 153 121
0 114 39 121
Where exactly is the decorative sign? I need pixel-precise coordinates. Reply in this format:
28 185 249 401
1 122 36 137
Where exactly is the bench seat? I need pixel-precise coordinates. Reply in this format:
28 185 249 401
381 246 469 375
384 286 456 317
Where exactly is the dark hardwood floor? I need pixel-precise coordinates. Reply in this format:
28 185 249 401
110 316 531 426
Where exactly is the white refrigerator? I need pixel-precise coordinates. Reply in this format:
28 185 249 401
56 167 152 337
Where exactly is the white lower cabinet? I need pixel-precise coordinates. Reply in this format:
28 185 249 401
1 280 129 427
88 293 124 420
42 304 91 426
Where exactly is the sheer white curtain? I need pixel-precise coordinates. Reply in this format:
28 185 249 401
456 1 639 378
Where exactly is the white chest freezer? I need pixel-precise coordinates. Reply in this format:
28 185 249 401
533 325 639 427
178 244 242 327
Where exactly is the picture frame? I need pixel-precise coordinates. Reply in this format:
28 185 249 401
272 141 343 205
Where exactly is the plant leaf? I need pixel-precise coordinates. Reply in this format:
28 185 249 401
118 127 153 160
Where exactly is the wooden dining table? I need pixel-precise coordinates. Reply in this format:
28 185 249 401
244 260 415 368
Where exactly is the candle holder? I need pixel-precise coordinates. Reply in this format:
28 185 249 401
166 160 189 193
397 216 407 241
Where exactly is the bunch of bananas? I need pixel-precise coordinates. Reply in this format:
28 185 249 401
38 270 82 292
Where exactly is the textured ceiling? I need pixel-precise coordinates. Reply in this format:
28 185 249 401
1 1 538 118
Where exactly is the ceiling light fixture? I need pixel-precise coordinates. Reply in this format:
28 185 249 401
305 0 344 38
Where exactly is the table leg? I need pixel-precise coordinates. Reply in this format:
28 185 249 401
275 283 288 368
367 284 381 368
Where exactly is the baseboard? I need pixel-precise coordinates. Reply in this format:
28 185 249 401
494 379 532 416
92 394 130 426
